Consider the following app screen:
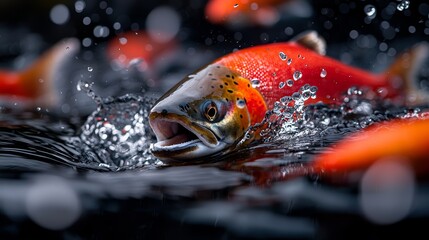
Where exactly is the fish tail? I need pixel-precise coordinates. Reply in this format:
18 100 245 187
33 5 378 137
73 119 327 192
2 38 80 106
385 42 429 105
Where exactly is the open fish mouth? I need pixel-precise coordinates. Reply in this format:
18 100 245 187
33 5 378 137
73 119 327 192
149 113 222 159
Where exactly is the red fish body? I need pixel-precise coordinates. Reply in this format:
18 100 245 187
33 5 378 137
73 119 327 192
205 0 288 26
149 31 427 160
215 42 404 124
107 31 176 70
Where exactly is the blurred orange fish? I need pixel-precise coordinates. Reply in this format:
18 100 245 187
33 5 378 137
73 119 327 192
107 31 176 71
205 0 294 26
0 38 79 107
313 117 429 176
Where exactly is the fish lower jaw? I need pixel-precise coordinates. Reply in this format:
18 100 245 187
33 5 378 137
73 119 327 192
151 139 227 160
154 135 200 150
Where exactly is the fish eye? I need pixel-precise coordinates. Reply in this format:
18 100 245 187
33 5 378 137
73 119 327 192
202 100 225 122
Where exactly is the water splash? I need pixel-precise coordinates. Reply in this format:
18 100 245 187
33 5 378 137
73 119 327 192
238 83 319 146
80 94 159 169
77 80 159 169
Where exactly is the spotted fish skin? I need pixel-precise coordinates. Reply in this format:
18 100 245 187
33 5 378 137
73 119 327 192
217 43 399 110
149 31 428 161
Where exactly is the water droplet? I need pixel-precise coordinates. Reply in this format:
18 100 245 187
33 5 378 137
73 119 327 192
236 99 246 109
50 4 70 25
251 79 261 88
87 67 93 72
93 25 110 38
301 84 310 91
397 1 410 11
364 5 376 17
310 86 318 93
279 52 287 61
119 37 127 45
279 82 285 89
293 71 302 81
280 96 291 104
292 92 301 101
75 0 86 13
302 91 311 100
36 107 41 111
77 80 92 92
320 68 327 78
234 4 239 8
286 79 294 87
287 58 292 65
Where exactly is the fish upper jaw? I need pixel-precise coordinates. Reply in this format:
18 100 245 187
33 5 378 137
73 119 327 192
149 111 225 159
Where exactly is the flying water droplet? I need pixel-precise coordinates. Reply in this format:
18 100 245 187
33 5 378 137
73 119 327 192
251 79 261 88
87 66 93 72
293 71 302 81
396 1 410 11
77 80 102 104
302 91 311 101
320 69 327 78
279 52 287 61
310 86 318 93
364 5 376 17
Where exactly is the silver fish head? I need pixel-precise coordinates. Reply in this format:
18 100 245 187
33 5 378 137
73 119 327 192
149 64 264 161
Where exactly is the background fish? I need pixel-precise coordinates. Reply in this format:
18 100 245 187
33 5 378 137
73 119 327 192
312 117 429 176
149 31 428 161
0 38 79 107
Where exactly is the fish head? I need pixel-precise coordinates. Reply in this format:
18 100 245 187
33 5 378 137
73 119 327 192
149 64 266 161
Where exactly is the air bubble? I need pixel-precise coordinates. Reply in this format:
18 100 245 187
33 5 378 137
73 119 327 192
279 52 287 61
293 71 302 81
251 79 261 88
320 69 327 78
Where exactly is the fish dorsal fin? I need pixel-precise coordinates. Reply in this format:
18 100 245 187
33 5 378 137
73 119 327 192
292 31 326 55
